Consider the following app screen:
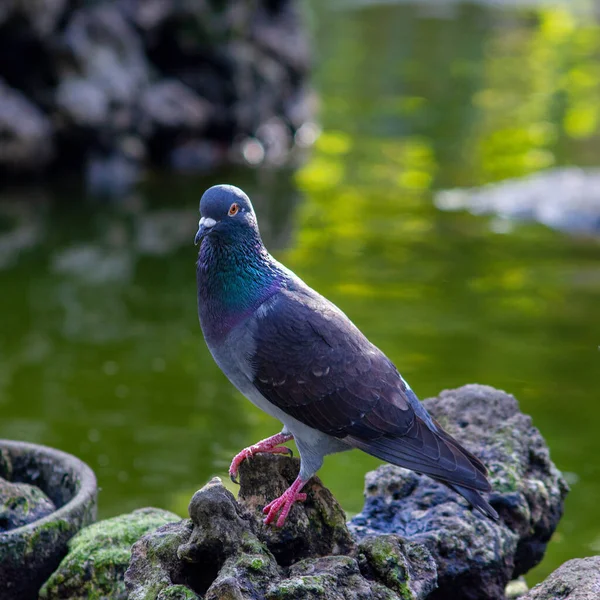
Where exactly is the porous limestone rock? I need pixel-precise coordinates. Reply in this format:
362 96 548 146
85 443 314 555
267 555 398 600
350 384 569 600
237 453 355 566
126 467 434 600
521 556 600 600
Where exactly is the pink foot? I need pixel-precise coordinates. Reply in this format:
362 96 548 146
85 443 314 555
229 432 293 483
263 477 308 527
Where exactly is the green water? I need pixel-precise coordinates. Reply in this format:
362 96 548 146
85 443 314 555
1 0 599 584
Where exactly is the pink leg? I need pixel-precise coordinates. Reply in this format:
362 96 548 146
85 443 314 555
262 476 308 527
229 432 293 483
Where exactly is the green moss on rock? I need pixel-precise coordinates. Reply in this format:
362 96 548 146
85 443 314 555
357 535 436 600
157 584 200 600
206 533 281 599
39 507 179 600
268 576 327 598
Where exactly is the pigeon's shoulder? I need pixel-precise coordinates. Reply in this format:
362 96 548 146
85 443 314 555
257 273 360 334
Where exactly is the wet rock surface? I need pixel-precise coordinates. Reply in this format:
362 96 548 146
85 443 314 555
520 556 600 600
40 507 179 600
126 464 435 600
0 476 56 531
0 0 313 188
350 384 569 600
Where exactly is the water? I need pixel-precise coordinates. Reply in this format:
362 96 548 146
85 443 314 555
1 0 599 584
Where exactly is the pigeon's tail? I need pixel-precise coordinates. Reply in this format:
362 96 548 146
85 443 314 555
443 482 499 520
347 417 499 520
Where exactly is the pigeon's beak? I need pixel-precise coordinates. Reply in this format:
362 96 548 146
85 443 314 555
194 217 216 245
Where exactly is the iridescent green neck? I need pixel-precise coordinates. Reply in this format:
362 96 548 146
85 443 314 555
196 231 284 341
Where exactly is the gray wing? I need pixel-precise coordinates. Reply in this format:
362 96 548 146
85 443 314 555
249 286 493 499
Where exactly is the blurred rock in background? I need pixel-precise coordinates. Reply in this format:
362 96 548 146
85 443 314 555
0 0 315 195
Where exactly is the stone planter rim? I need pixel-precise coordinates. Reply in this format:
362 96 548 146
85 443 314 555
0 438 97 536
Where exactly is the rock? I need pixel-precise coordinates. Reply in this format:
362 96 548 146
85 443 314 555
350 384 568 600
0 477 56 531
126 520 196 600
268 555 397 600
357 535 437 600
0 440 97 600
157 585 200 600
0 79 54 172
127 471 412 600
203 530 281 600
521 556 600 600
237 453 355 566
178 478 256 565
140 80 211 131
61 5 149 108
55 78 110 128
39 507 180 600
126 478 279 599
435 168 600 236
0 0 313 184
126 385 565 600
250 0 311 75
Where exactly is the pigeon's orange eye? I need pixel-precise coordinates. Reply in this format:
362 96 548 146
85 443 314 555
228 203 239 217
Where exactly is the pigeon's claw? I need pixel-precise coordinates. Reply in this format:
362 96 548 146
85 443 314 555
262 477 307 527
228 432 294 484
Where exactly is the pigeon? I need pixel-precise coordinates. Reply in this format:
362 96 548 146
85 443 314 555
195 184 499 527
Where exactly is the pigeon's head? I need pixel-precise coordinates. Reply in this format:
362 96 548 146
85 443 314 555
194 184 259 245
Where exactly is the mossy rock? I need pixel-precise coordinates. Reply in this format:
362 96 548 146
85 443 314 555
40 507 180 600
0 477 56 531
357 535 437 600
157 584 200 600
267 555 399 600
0 440 97 600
